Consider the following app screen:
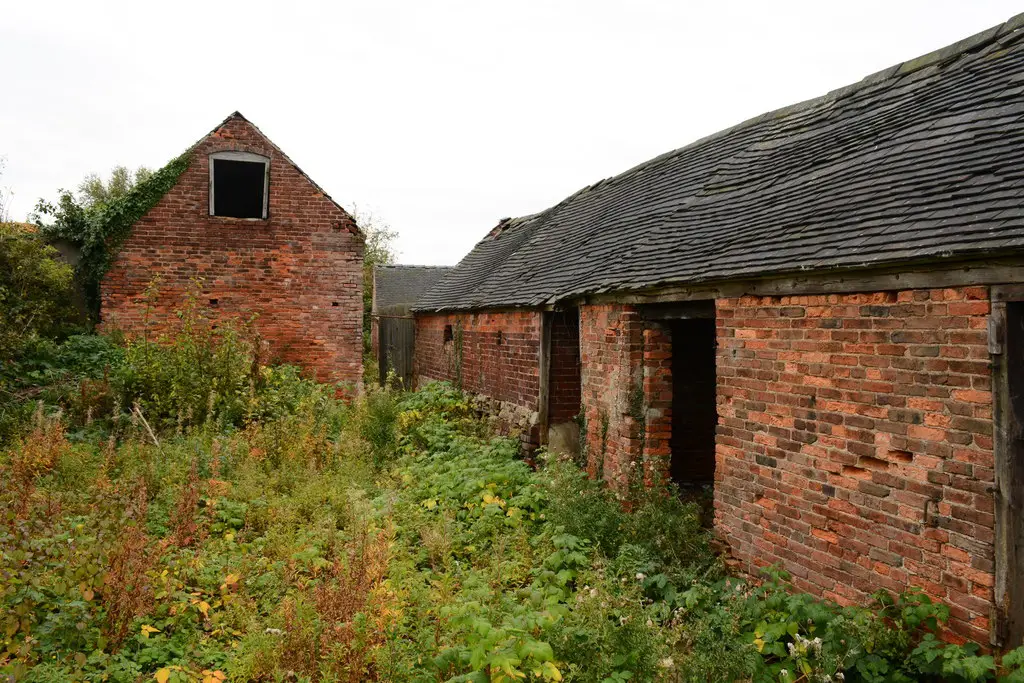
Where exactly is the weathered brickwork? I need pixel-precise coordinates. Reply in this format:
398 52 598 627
715 288 994 642
101 115 364 391
641 321 673 483
579 305 672 486
415 311 542 443
415 289 997 640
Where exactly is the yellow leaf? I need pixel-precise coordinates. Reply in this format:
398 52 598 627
155 668 171 683
198 601 210 616
140 624 161 638
223 574 239 585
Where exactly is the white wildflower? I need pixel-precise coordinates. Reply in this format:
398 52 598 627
636 572 646 581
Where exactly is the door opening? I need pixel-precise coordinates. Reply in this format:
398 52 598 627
668 318 717 489
545 308 582 457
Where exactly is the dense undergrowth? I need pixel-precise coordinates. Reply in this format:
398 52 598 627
4 321 1024 681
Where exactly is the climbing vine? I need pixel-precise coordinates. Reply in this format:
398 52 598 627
37 151 193 319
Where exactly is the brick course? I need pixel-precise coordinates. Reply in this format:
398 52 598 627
715 288 994 642
101 115 363 392
575 291 995 642
415 311 542 443
578 305 675 486
417 289 997 641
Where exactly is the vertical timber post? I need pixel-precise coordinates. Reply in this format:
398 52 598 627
538 311 552 447
993 290 1024 648
992 299 1010 647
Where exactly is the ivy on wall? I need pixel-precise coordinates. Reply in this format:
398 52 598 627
39 151 193 320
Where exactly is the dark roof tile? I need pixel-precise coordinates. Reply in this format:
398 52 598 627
373 265 453 314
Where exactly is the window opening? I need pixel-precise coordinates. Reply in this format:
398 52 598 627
209 152 268 219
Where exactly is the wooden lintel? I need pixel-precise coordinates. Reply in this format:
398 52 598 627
639 300 716 320
576 259 1024 306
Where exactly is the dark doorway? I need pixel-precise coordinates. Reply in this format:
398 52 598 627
545 308 582 457
668 318 717 488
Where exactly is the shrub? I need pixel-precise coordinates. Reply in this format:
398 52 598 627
0 222 77 364
359 383 401 468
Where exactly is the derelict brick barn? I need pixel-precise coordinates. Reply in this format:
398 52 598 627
101 112 364 391
414 14 1024 646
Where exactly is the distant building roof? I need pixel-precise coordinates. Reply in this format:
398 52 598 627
373 264 453 316
416 13 1024 312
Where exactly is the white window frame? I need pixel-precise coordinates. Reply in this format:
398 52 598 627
209 151 270 219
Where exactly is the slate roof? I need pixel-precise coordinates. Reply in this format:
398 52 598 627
373 265 453 315
415 13 1024 312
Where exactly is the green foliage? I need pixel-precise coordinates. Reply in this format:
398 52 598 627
4 368 1024 683
34 153 191 318
77 166 154 211
358 383 401 468
0 223 77 363
0 224 81 440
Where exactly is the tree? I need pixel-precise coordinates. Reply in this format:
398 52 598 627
349 206 399 350
77 165 152 210
30 159 188 323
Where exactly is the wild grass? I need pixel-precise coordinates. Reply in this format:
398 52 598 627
3 321 1024 682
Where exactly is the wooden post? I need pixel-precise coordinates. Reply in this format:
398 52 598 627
538 312 552 447
992 300 1010 647
992 293 1024 648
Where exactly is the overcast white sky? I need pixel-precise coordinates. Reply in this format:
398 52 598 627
2 1 1021 265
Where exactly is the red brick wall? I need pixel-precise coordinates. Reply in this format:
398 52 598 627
548 309 582 424
578 305 677 486
580 305 639 485
642 322 673 483
715 288 994 642
101 115 364 391
414 311 542 441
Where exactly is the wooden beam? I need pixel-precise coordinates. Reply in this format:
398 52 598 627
639 300 715 320
993 298 1024 648
992 300 1009 647
579 258 1024 306
538 312 552 447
